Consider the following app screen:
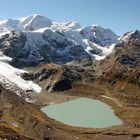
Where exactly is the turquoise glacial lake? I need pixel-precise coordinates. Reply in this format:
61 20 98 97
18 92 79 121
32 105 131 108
41 98 122 128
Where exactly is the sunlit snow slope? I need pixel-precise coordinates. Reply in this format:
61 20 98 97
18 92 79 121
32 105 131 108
0 53 41 94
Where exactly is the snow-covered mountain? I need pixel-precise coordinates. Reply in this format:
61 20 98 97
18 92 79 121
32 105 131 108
0 14 119 68
0 14 120 101
0 14 52 33
80 25 118 46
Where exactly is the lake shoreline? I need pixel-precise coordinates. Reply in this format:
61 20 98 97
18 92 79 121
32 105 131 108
31 83 140 139
41 97 122 129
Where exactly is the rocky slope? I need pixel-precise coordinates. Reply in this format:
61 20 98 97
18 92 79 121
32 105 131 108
22 29 140 107
0 85 79 140
95 30 140 106
21 30 140 96
22 63 94 92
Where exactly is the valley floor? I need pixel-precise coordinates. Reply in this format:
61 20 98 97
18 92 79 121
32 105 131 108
0 83 140 140
34 83 140 140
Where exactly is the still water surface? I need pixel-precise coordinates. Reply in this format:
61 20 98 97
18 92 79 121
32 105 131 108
41 98 122 128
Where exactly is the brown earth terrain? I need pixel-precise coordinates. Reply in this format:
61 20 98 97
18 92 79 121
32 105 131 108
0 83 140 140
0 31 140 140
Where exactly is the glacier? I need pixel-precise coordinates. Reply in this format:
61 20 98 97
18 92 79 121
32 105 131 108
0 53 41 94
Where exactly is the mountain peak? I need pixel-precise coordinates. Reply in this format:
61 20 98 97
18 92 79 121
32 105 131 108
63 20 81 30
20 14 52 31
80 25 118 46
0 14 120 67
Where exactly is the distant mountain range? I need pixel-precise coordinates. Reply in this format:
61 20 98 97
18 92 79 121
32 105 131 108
0 14 118 68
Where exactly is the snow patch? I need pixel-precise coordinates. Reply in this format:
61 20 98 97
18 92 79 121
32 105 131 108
82 39 115 60
0 53 41 93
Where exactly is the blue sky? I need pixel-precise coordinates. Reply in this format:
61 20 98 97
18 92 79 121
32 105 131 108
0 0 139 35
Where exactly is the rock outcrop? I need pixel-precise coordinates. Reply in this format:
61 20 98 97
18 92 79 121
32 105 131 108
22 64 86 92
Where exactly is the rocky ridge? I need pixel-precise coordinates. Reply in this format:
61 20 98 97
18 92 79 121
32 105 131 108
96 30 140 90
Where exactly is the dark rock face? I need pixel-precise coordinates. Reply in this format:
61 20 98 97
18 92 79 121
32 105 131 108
120 54 135 65
116 31 140 67
0 32 30 68
22 68 57 81
22 64 85 92
0 31 92 68
51 78 72 91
